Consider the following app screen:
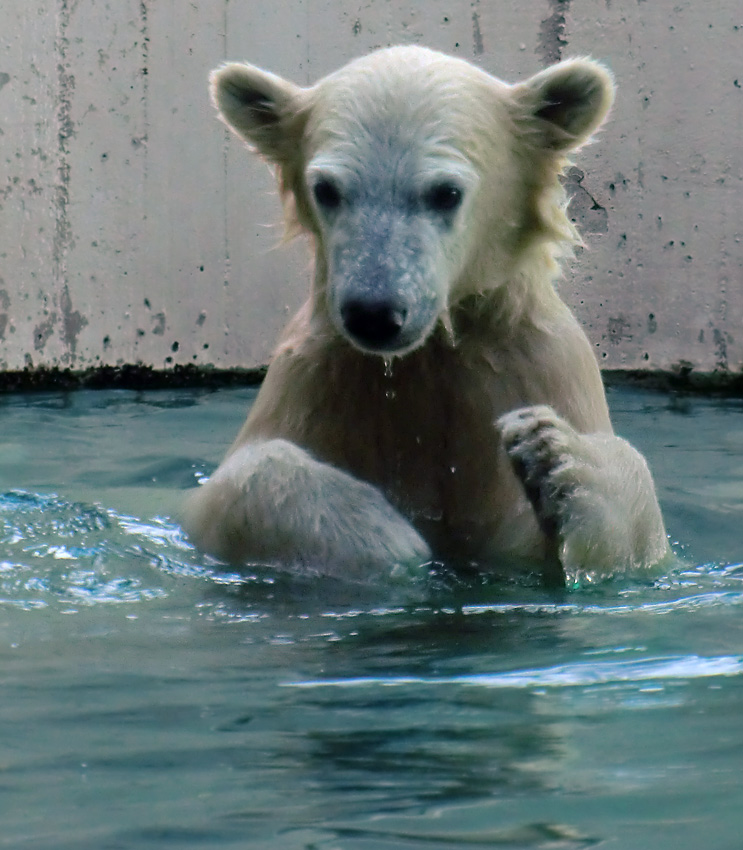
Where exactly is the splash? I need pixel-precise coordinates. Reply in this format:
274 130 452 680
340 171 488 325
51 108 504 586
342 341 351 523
0 490 205 611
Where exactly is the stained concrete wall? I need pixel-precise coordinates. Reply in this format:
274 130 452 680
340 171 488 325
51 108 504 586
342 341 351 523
1 0 741 377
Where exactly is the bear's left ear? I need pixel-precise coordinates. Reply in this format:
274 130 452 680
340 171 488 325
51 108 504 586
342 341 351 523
210 62 307 164
513 58 615 153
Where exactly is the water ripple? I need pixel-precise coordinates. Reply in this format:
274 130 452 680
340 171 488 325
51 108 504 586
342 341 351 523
0 490 205 610
3 489 743 624
286 654 743 690
459 586 743 617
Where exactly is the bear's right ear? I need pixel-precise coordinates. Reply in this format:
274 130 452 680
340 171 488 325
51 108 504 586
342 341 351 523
210 62 305 163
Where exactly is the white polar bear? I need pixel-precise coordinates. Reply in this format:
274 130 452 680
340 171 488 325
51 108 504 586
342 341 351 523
185 45 670 586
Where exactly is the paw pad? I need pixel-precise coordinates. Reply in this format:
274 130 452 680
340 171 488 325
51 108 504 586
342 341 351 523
499 406 578 537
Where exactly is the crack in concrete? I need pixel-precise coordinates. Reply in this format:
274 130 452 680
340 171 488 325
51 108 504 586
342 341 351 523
537 0 571 66
471 10 484 55
713 328 730 371
60 284 88 356
33 314 57 352
563 167 608 234
53 0 75 362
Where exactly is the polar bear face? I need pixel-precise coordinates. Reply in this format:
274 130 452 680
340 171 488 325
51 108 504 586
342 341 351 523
303 128 479 354
211 46 614 356
302 54 488 354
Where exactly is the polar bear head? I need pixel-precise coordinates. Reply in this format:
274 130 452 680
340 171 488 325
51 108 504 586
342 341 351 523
211 46 614 356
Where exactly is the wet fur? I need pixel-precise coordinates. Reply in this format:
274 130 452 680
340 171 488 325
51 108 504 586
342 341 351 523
185 46 669 583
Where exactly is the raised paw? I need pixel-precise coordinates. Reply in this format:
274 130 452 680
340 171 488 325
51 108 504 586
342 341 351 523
498 405 670 579
498 405 588 539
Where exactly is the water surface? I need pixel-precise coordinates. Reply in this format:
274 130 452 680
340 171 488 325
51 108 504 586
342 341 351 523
1 386 742 849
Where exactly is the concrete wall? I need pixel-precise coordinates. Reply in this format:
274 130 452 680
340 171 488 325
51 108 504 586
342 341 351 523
1 0 741 377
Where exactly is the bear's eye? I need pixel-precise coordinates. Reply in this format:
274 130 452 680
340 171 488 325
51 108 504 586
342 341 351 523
424 182 463 214
312 178 342 211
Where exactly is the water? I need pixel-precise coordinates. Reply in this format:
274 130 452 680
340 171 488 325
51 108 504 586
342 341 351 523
1 385 743 849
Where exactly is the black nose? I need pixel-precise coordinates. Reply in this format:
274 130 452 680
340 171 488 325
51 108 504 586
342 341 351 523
340 297 407 349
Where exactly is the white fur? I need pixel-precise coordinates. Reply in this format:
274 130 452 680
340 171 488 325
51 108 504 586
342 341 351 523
498 406 670 585
185 439 431 582
186 46 670 584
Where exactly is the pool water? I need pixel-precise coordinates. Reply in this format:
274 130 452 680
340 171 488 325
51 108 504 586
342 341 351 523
1 385 743 849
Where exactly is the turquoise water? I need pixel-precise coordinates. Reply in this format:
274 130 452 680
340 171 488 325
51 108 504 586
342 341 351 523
1 385 743 849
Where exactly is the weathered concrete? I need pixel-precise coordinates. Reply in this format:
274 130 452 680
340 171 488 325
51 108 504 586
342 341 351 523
564 0 743 375
1 0 741 379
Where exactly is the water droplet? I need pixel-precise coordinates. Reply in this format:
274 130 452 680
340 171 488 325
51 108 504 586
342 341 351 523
383 357 394 378
385 389 396 400
450 466 457 474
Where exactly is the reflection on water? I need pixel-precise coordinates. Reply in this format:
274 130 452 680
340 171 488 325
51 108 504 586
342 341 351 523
1 387 743 849
288 653 743 689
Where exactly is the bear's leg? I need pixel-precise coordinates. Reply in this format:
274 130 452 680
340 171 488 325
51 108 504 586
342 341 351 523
498 405 670 583
183 438 431 582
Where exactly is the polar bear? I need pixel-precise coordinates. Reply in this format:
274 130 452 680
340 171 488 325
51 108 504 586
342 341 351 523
185 45 670 586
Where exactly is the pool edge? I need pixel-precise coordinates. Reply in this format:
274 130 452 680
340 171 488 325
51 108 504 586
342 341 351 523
2 363 743 396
